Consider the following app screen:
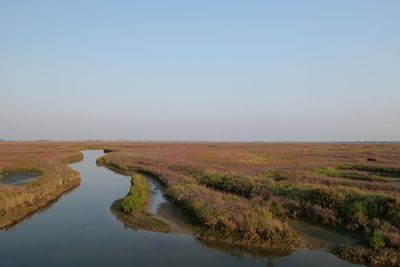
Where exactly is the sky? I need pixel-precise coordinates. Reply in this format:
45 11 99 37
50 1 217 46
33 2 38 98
0 1 399 141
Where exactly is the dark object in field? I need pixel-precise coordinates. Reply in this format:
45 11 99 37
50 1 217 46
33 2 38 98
367 158 376 162
103 149 116 153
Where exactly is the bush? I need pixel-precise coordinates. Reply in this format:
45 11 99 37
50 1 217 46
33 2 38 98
302 203 338 226
374 223 400 248
309 187 346 209
343 201 368 231
370 231 386 249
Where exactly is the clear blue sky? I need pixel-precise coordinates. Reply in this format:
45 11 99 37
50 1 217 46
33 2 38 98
1 1 399 141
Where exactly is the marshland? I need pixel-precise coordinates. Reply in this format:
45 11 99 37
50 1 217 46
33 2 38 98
2 2 399 267
1 141 399 266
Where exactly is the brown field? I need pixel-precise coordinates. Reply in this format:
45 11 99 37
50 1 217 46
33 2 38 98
1 141 400 265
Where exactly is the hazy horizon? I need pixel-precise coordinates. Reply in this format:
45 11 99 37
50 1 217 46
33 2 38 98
1 1 399 142
1 139 400 143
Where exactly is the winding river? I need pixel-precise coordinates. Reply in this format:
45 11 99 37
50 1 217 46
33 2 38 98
0 150 364 267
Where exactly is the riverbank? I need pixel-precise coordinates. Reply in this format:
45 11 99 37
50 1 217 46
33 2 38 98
97 155 300 250
95 143 400 266
2 141 400 266
109 171 170 233
0 143 83 229
1 149 362 267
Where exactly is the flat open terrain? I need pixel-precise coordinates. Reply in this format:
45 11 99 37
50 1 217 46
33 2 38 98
1 141 400 266
0 142 83 228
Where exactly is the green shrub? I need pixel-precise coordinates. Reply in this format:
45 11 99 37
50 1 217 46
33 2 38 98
370 231 386 249
343 201 368 230
386 198 400 228
309 187 346 209
121 173 150 214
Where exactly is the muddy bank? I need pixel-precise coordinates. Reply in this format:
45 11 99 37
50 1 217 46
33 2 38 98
99 159 192 234
111 199 170 233
289 219 361 251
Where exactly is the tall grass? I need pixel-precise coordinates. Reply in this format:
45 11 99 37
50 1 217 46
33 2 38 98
167 183 299 248
0 143 83 228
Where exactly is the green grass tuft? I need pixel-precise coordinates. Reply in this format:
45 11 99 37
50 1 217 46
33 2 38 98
121 173 150 215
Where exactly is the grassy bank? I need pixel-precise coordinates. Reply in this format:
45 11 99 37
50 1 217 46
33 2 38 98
98 153 300 249
111 199 170 233
97 157 170 232
96 143 400 266
168 183 299 248
0 143 83 228
196 170 400 263
121 173 150 214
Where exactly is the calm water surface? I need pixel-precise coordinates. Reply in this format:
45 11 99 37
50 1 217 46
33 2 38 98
0 151 364 267
0 171 41 185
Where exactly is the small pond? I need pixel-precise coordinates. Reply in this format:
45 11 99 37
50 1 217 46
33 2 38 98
0 171 41 185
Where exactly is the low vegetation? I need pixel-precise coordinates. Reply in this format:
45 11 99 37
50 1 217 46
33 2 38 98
0 142 83 228
314 164 400 182
314 166 389 182
98 153 299 248
97 157 170 232
111 198 170 233
121 174 150 214
2 142 400 265
97 142 400 266
168 183 299 248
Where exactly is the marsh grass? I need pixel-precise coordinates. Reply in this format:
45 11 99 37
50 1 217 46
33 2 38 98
313 167 388 182
97 143 400 265
96 161 171 233
338 164 400 178
100 154 299 249
3 142 400 265
0 143 83 228
167 183 299 249
121 174 150 214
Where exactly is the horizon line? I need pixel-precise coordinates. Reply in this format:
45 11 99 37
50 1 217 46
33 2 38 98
1 139 400 144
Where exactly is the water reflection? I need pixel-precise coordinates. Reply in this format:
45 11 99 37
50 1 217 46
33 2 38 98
1 186 78 231
0 150 365 267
